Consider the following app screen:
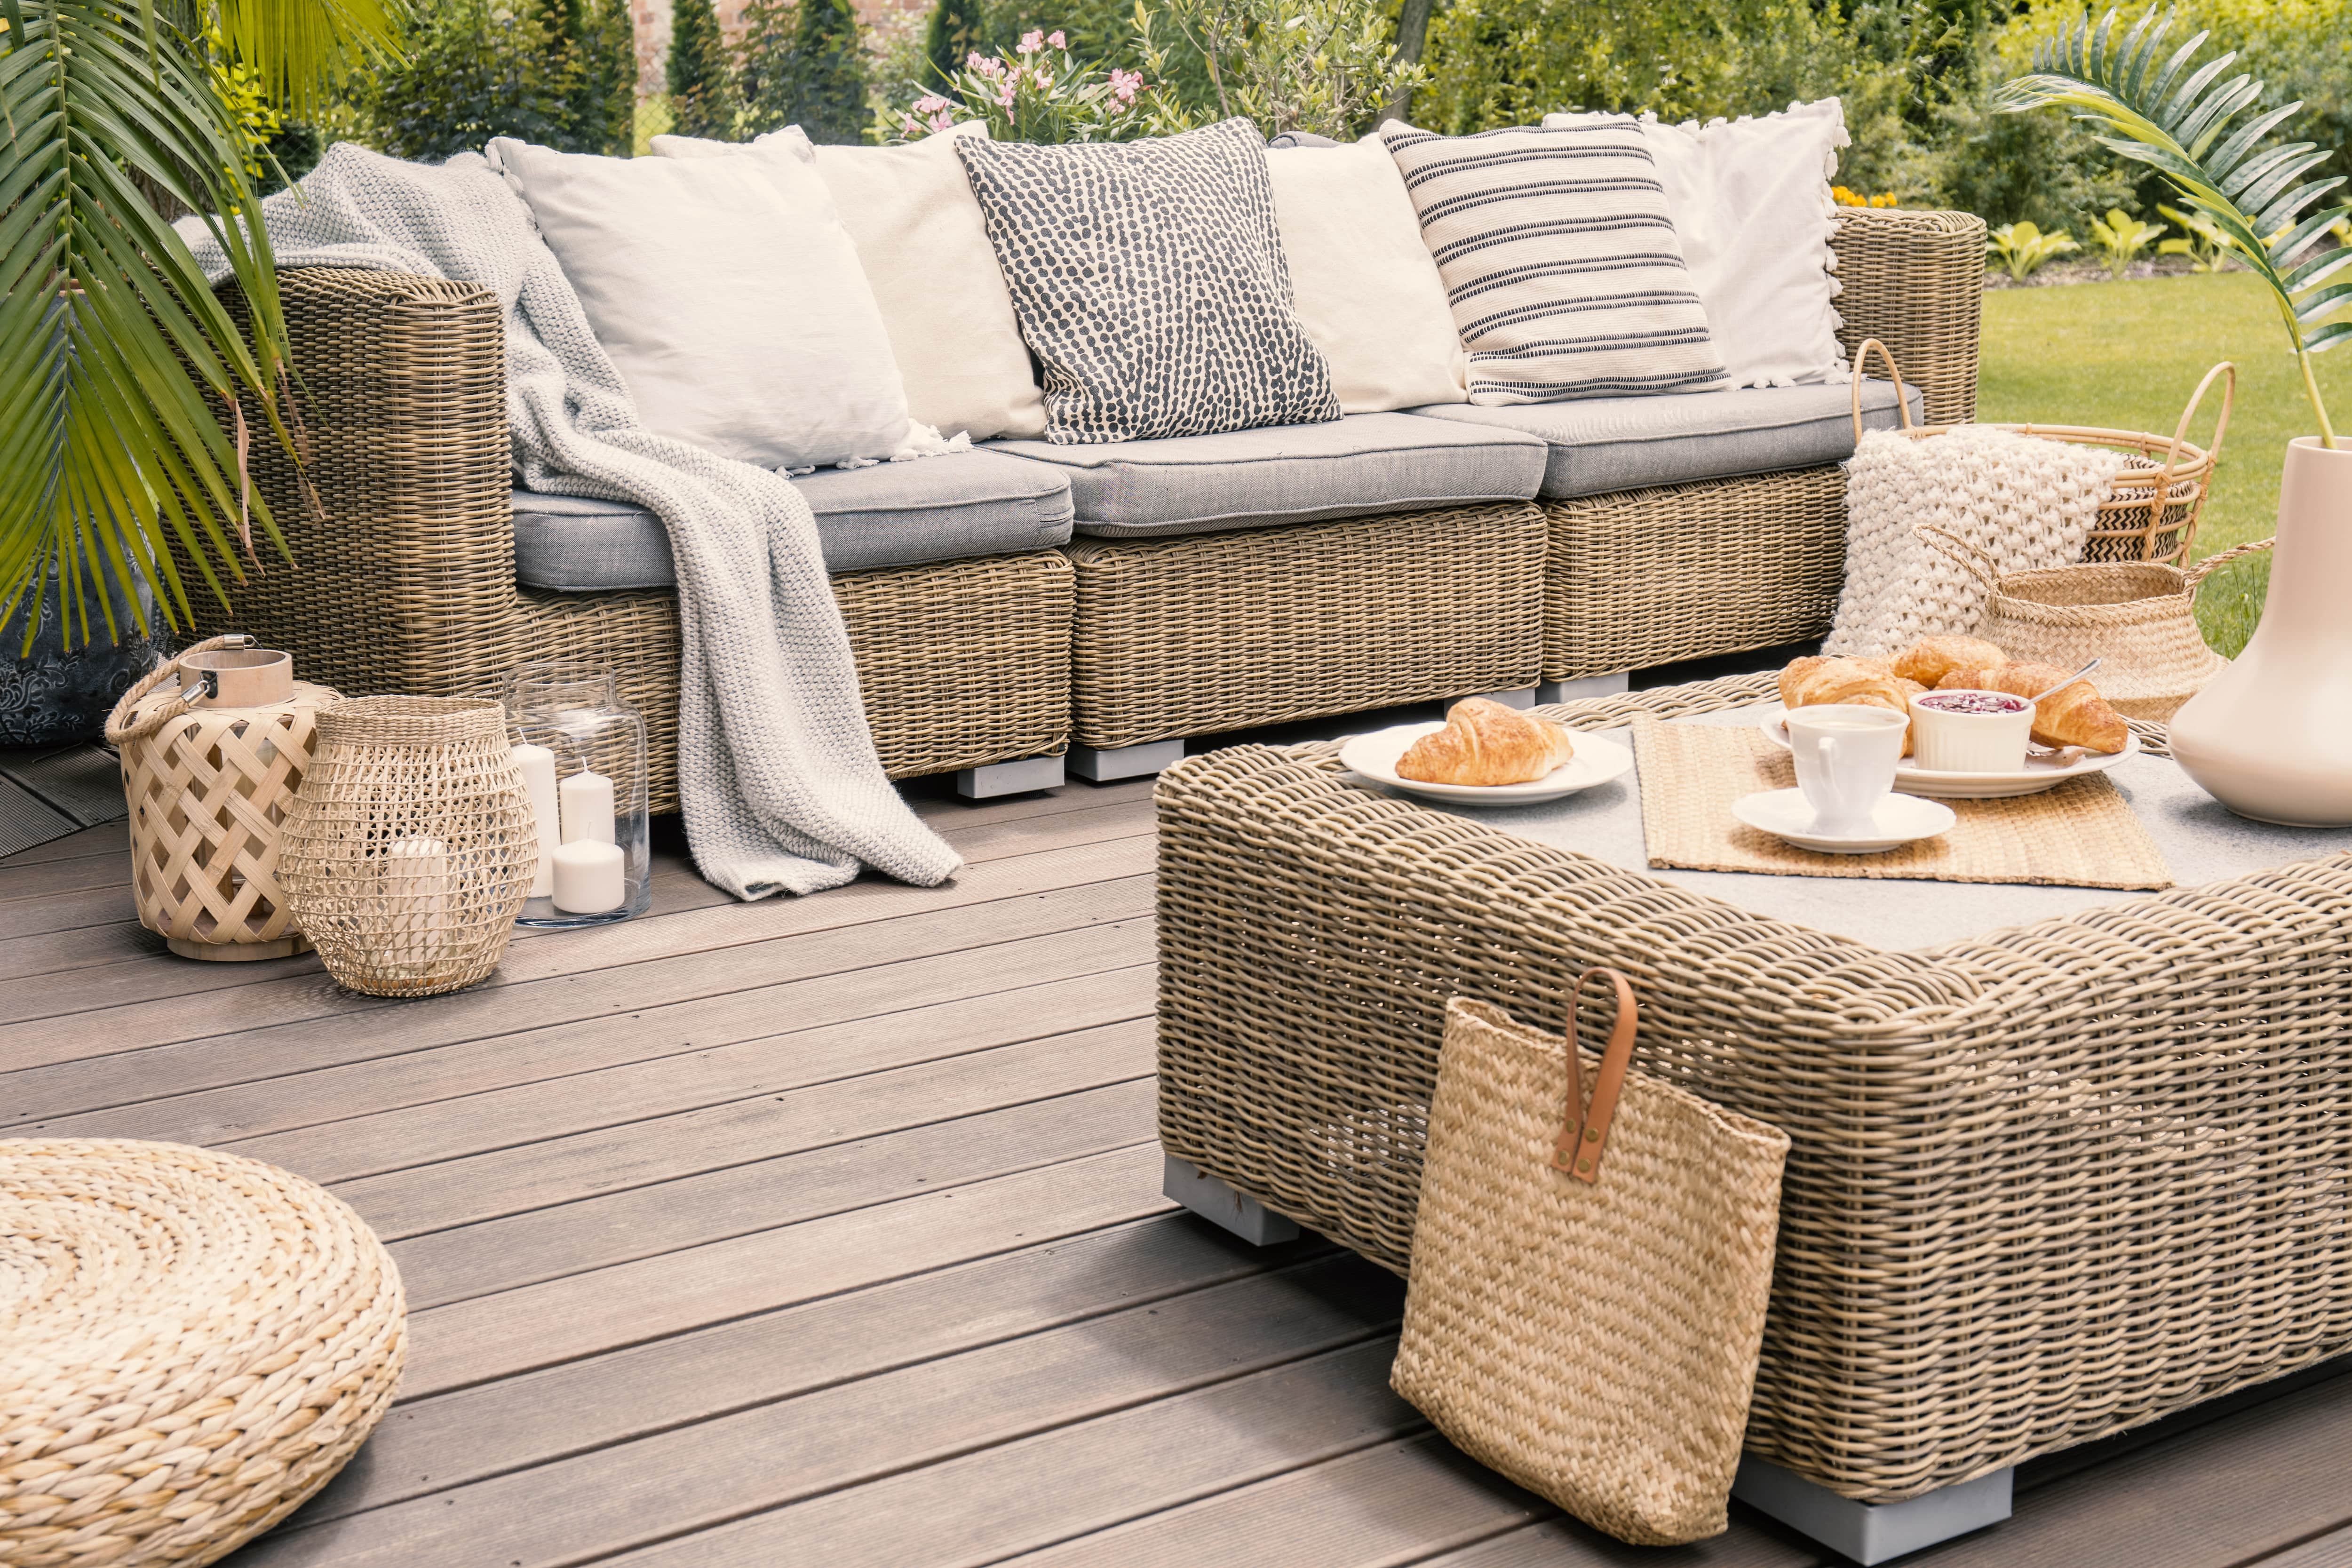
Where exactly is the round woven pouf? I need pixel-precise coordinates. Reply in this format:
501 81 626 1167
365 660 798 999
0 1140 406 1567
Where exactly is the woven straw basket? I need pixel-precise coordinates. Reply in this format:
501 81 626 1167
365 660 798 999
1392 975 1790 1545
278 696 536 997
1921 524 2271 721
1852 340 2233 565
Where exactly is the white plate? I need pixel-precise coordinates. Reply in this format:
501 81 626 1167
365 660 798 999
1758 706 2137 798
1340 722 1633 805
1732 788 1956 854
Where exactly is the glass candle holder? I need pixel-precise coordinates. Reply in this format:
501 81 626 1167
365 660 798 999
506 661 651 927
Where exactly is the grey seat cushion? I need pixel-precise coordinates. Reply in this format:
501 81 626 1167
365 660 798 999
511 449 1075 591
988 413 1545 540
1406 380 1927 500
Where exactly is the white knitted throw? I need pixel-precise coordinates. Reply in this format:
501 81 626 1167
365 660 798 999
181 143 961 899
1825 424 2130 657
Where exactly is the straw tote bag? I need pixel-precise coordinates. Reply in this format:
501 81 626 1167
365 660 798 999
1392 972 1791 1545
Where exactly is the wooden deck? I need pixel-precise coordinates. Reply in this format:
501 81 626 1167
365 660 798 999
8 764 2352 1568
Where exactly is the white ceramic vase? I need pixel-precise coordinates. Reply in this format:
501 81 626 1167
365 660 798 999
2170 437 2352 825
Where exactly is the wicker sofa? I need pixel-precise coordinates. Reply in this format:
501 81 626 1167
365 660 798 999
194 207 1984 811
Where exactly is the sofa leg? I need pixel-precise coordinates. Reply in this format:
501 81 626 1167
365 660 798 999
1732 1458 2011 1565
954 755 1066 800
1536 671 1631 703
1069 739 1187 783
1456 686 1537 710
1163 1154 1302 1245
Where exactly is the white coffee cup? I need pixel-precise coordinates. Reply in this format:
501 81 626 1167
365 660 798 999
1908 688 2035 772
1784 704 1909 834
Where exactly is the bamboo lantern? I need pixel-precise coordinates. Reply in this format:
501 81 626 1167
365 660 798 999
107 635 341 962
278 696 537 997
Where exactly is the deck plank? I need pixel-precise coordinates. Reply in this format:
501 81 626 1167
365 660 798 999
0 818 127 866
295 1221 1333 1526
239 1253 1398 1568
1 866 1152 1118
398 1140 1170 1398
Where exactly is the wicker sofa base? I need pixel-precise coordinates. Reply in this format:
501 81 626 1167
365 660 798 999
207 549 1072 814
1155 676 2352 1502
1544 466 1846 681
1065 501 1546 750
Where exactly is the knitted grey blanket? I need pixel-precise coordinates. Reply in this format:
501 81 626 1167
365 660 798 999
183 143 961 899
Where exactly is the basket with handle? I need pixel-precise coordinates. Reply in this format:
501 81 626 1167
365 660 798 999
105 634 342 961
1851 339 2233 565
1918 524 2270 721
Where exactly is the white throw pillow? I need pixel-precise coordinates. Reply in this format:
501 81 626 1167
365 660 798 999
655 125 1047 441
1263 140 1467 412
1549 99 1851 389
489 137 910 468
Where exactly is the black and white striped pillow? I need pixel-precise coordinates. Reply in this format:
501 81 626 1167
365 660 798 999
1378 119 1727 406
956 119 1339 443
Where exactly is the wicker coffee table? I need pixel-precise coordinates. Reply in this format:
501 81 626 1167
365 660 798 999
1153 673 2352 1564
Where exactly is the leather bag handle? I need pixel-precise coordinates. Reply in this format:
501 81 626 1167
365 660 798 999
1550 966 1639 1184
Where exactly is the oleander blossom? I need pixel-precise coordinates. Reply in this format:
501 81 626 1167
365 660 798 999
1108 67 1142 103
972 53 1004 77
913 93 950 115
1046 29 1065 47
1017 28 1043 53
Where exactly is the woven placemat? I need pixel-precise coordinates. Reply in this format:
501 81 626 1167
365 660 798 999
1632 716 2173 889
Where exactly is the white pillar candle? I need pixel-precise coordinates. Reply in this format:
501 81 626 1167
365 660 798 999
381 836 451 950
512 744 560 899
550 840 625 914
559 769 617 845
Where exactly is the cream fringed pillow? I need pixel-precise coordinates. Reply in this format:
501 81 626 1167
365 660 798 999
655 125 1047 441
1264 140 1467 412
1550 99 1852 389
1376 118 1726 406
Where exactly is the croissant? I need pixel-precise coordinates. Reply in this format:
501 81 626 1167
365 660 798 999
1780 655 1921 755
1397 698 1578 786
1936 663 2130 753
1892 635 2007 687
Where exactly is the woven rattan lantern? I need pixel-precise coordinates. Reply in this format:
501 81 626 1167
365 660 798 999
106 635 340 962
279 696 537 997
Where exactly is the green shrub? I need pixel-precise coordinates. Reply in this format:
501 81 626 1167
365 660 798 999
668 0 742 139
1987 219 2078 280
737 0 870 143
369 0 590 159
925 0 990 87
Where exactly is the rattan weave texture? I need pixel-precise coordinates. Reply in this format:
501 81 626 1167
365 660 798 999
1065 503 1545 749
1155 676 2352 1501
1829 207 1986 427
191 271 1074 810
1542 467 1845 680
0 1138 405 1568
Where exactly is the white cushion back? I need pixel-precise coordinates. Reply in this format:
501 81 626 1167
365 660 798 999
490 136 911 468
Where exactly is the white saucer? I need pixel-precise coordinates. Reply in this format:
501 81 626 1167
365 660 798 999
1758 706 2136 798
1339 722 1634 805
1731 788 1956 854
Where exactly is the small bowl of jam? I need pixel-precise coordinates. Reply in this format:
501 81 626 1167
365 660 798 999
1908 688 2035 772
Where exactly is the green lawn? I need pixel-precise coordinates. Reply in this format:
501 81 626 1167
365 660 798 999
1976 271 2352 656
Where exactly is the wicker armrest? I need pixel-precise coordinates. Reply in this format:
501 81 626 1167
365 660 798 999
200 267 520 699
1829 207 1987 427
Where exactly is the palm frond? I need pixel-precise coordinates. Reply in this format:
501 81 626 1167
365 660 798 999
1994 5 2350 445
216 0 409 120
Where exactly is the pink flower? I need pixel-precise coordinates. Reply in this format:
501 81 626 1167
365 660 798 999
966 50 987 69
902 113 923 135
997 82 1018 108
1017 28 1043 54
913 93 949 115
1047 29 1066 48
1109 67 1142 103
930 109 955 132
1032 67 1053 89
973 54 1005 78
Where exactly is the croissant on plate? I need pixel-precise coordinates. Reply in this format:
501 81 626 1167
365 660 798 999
1936 663 2130 753
1397 698 1578 786
1779 656 1924 755
1891 635 2008 687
